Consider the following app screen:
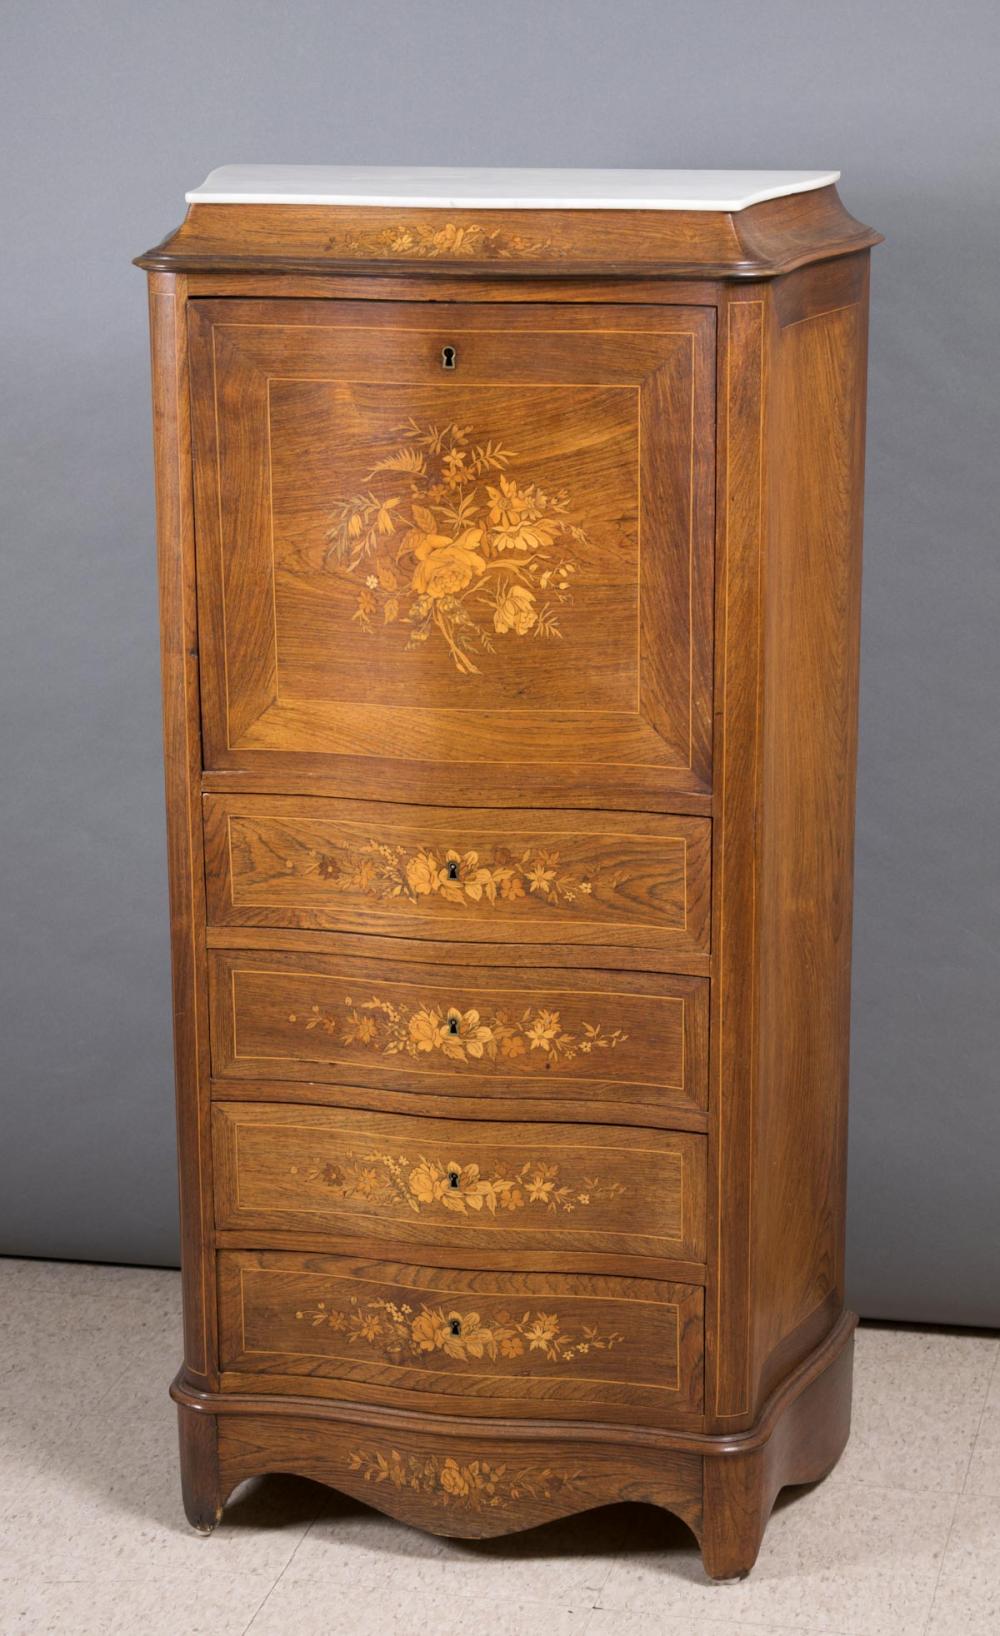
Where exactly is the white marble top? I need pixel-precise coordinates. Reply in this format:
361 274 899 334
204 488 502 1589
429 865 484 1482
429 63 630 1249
185 166 840 213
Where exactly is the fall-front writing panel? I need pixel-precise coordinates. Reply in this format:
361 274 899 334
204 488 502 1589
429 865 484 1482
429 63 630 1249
207 948 709 1121
188 300 714 803
217 1250 705 1426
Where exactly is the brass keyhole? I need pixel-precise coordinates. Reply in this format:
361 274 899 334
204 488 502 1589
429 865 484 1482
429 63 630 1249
441 345 457 370
448 1170 461 1189
447 860 459 880
450 1318 462 1336
448 1017 459 1035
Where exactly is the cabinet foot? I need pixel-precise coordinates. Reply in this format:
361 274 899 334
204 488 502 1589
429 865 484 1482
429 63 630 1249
700 1450 768 1580
697 1320 854 1580
177 1400 225 1533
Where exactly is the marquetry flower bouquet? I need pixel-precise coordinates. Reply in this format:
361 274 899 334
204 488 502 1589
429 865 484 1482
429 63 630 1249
289 1148 626 1218
296 1294 624 1364
324 419 590 673
345 1446 575 1510
292 991 629 1065
305 836 613 912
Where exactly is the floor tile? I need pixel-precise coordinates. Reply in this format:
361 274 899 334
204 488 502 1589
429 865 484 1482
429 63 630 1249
6 1424 326 1589
4 1258 180 1300
924 1494 1000 1635
0 1575 270 1636
0 1293 145 1418
0 1403 81 1521
585 1615 850 1636
963 1351 1000 1498
0 1257 47 1287
855 1325 998 1372
833 1326 998 1496
285 1496 627 1606
0 1265 181 1424
248 1577 594 1635
596 1481 955 1635
281 1492 457 1570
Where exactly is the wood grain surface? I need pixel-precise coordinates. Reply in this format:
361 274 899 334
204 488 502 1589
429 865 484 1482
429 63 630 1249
750 255 869 1408
208 947 708 1118
203 794 711 957
188 298 714 803
212 1101 706 1264
214 1407 705 1539
146 274 218 1390
137 184 880 280
217 1249 704 1425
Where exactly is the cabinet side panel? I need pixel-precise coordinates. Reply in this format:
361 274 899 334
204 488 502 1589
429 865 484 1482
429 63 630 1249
708 289 766 1424
752 255 869 1406
147 274 217 1387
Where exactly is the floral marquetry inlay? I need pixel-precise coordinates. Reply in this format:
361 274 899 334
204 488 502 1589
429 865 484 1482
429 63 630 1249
295 838 620 910
324 419 591 673
286 993 628 1065
346 1446 584 1510
330 221 566 261
296 1295 624 1364
288 1151 625 1217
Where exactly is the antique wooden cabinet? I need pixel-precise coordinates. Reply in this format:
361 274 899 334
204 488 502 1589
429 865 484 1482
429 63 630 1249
137 166 879 1578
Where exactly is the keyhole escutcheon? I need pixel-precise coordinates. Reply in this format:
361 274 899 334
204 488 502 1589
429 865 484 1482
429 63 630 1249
441 345 457 370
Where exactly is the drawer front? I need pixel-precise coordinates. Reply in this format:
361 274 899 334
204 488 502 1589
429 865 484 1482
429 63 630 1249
218 1250 704 1426
208 948 708 1119
204 795 711 958
213 1103 706 1265
188 298 714 808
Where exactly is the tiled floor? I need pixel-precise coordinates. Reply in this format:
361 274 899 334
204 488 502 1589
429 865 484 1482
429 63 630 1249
0 1258 998 1636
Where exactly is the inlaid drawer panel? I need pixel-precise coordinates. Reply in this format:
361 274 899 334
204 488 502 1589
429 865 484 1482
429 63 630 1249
218 1249 705 1425
204 795 711 958
208 948 709 1119
213 1102 707 1264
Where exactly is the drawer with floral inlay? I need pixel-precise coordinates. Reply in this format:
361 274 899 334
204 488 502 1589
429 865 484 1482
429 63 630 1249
207 947 708 1125
213 1102 707 1269
217 1249 705 1426
203 795 711 961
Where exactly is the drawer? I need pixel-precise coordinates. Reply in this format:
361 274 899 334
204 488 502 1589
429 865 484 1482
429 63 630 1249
204 795 711 960
213 1103 707 1266
208 948 708 1122
218 1249 704 1426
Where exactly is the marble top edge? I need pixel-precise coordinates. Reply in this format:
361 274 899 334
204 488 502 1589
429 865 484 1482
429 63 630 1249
185 166 841 213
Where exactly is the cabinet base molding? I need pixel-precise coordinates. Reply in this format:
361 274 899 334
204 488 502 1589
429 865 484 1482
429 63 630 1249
172 1311 855 1580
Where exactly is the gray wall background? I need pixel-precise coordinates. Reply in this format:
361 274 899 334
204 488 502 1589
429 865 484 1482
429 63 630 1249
2 0 998 1325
